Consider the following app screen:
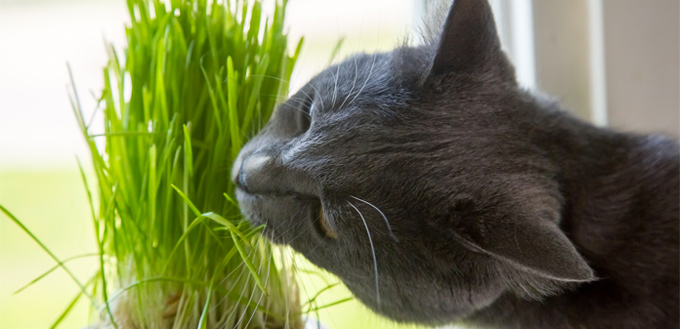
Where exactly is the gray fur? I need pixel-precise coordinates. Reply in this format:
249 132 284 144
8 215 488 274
233 0 679 328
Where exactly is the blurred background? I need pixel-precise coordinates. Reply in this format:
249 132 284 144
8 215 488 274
0 0 677 328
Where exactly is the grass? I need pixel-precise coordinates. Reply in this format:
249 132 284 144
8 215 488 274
69 0 303 327
0 1 438 328
4 0 309 327
0 170 417 329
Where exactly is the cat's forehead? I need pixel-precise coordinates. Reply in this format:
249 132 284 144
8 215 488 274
311 52 394 101
314 52 389 83
306 47 430 111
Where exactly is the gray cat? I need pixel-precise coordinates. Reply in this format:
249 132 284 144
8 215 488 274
232 0 679 328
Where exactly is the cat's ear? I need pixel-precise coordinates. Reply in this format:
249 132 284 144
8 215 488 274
428 0 511 79
452 217 595 282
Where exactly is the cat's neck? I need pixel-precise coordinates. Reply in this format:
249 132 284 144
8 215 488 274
470 94 679 329
529 98 678 253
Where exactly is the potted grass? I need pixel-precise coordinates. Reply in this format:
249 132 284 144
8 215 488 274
74 0 306 327
3 0 310 328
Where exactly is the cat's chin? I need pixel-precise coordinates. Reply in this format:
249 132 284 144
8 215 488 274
342 278 483 326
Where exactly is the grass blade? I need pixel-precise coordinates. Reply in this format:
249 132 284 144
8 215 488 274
0 205 96 306
13 253 99 295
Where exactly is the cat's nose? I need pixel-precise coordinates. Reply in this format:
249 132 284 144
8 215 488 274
232 153 273 194
231 153 245 188
232 151 319 196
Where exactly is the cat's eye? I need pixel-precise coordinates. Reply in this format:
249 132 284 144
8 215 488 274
295 97 313 133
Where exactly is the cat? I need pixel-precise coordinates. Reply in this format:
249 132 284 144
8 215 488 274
232 0 680 328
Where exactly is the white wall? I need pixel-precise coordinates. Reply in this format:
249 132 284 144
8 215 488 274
532 0 595 121
420 0 679 138
532 0 679 137
602 0 679 138
0 0 416 169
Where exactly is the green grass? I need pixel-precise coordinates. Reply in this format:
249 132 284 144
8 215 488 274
0 170 97 329
69 0 303 327
0 1 439 328
4 0 308 327
0 170 421 329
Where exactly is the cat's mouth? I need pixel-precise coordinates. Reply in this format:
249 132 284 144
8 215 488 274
277 194 337 240
312 201 336 239
235 188 337 241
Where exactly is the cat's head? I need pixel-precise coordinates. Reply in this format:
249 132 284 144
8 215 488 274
233 0 594 324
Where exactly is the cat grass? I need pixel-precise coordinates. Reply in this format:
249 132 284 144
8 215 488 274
2 0 307 328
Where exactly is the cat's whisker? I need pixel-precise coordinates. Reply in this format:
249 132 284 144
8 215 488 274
276 207 310 247
232 256 261 329
258 94 312 119
248 75 316 106
284 221 309 246
305 82 323 102
247 74 291 85
280 101 310 111
211 249 253 314
243 242 272 329
212 232 262 295
347 52 377 107
302 235 328 256
337 53 360 111
261 253 274 328
253 75 326 117
253 75 315 104
348 200 381 307
243 234 274 326
217 248 253 288
258 97 263 132
350 195 399 242
261 90 317 115
331 64 340 109
291 79 323 113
